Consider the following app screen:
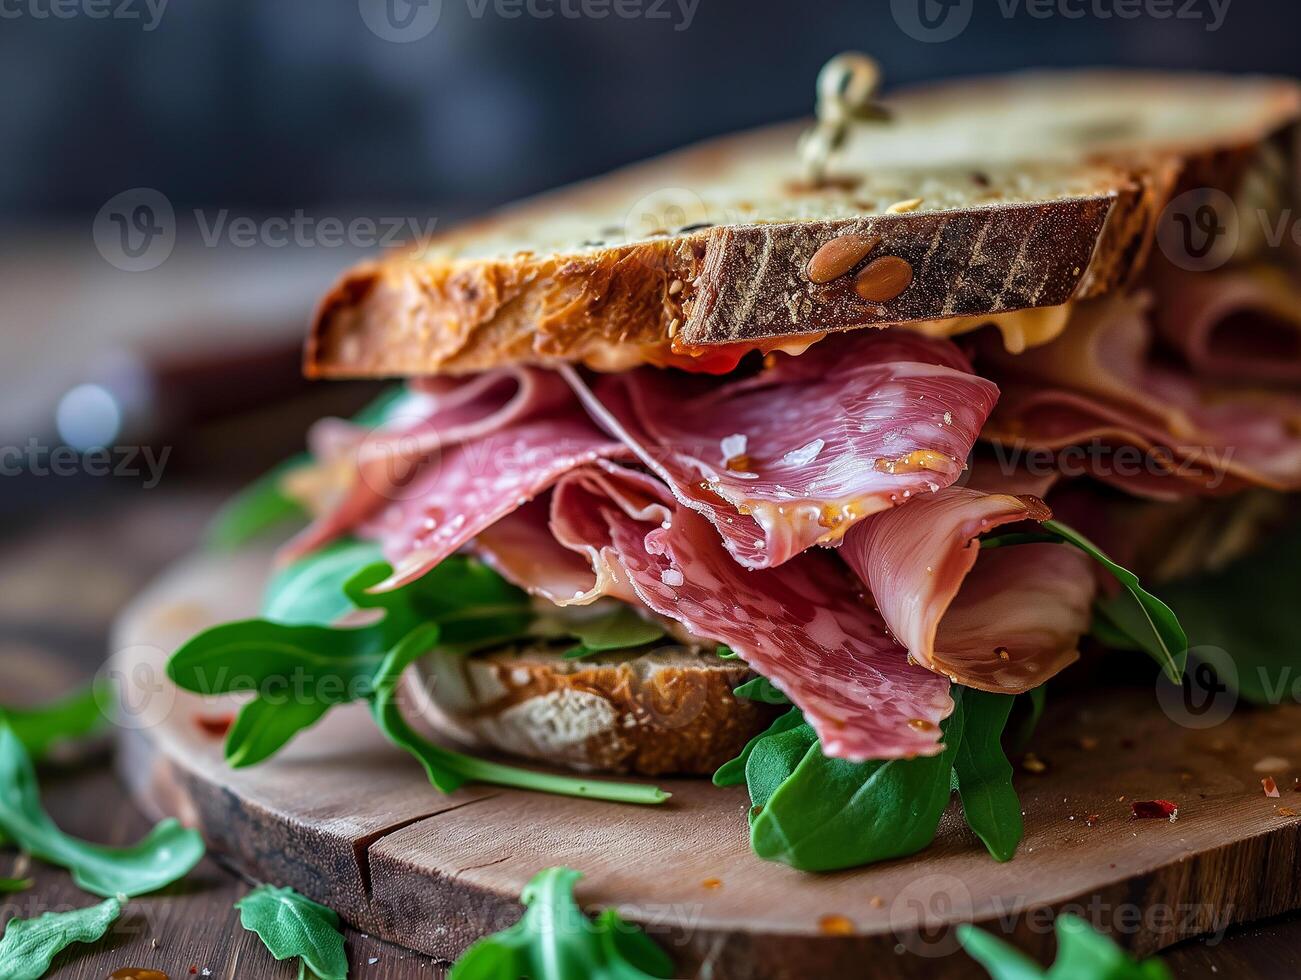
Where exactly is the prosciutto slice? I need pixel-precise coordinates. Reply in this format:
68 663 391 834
979 292 1301 497
533 462 954 760
841 488 1094 693
1150 264 1301 385
562 329 998 569
282 369 626 587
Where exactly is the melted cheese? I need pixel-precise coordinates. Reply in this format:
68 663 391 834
901 304 1074 354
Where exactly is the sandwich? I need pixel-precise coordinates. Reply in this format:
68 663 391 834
173 67 1301 875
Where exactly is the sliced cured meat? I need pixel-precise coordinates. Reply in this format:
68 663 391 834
841 487 1094 692
561 329 998 569
979 293 1301 497
1150 264 1301 385
543 462 954 760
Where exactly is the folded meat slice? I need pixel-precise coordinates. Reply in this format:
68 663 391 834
514 462 956 761
980 292 1301 497
841 488 1095 693
282 369 629 589
562 329 998 569
1150 264 1301 385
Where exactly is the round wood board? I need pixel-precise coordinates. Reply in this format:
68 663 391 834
112 548 1301 979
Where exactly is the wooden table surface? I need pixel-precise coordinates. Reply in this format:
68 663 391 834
4 486 1301 979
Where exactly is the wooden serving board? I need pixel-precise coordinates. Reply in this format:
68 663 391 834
113 549 1301 979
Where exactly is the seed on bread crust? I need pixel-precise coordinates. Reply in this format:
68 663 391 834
854 255 914 302
805 233 881 284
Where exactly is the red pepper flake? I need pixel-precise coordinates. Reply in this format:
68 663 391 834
189 968 198 976
701 877 722 890
1085 813 1101 827
1131 799 1179 822
194 713 234 738
1262 777 1281 798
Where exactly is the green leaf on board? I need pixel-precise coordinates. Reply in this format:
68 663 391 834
448 867 672 980
959 913 1172 979
0 685 107 760
0 724 204 898
235 884 348 980
0 896 121 980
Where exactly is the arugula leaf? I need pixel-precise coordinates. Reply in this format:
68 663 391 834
0 724 204 897
0 896 121 980
983 520 1186 682
205 455 310 552
959 914 1172 979
448 867 672 980
562 607 666 659
262 539 385 625
715 646 739 659
731 675 790 705
0 878 32 893
713 708 805 788
1147 524 1301 704
0 684 107 760
235 884 348 980
370 627 668 805
953 690 1021 862
749 693 967 871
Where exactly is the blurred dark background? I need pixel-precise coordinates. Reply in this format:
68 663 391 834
0 0 1298 528
2 0 1300 220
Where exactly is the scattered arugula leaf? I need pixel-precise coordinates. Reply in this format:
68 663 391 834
748 693 967 871
1142 524 1301 704
0 724 204 897
953 690 1021 861
0 878 33 893
959 913 1172 979
370 627 668 804
0 684 107 760
0 896 121 980
235 884 348 980
205 455 311 551
562 607 666 660
448 867 672 980
983 519 1186 682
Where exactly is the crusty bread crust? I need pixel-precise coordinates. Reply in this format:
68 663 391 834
307 70 1300 378
407 643 777 776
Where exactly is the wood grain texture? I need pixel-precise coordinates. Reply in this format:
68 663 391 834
109 546 1301 979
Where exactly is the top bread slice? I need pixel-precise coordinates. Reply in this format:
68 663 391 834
306 70 1301 379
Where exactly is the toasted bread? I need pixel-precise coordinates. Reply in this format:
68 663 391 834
307 70 1300 379
406 642 777 776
